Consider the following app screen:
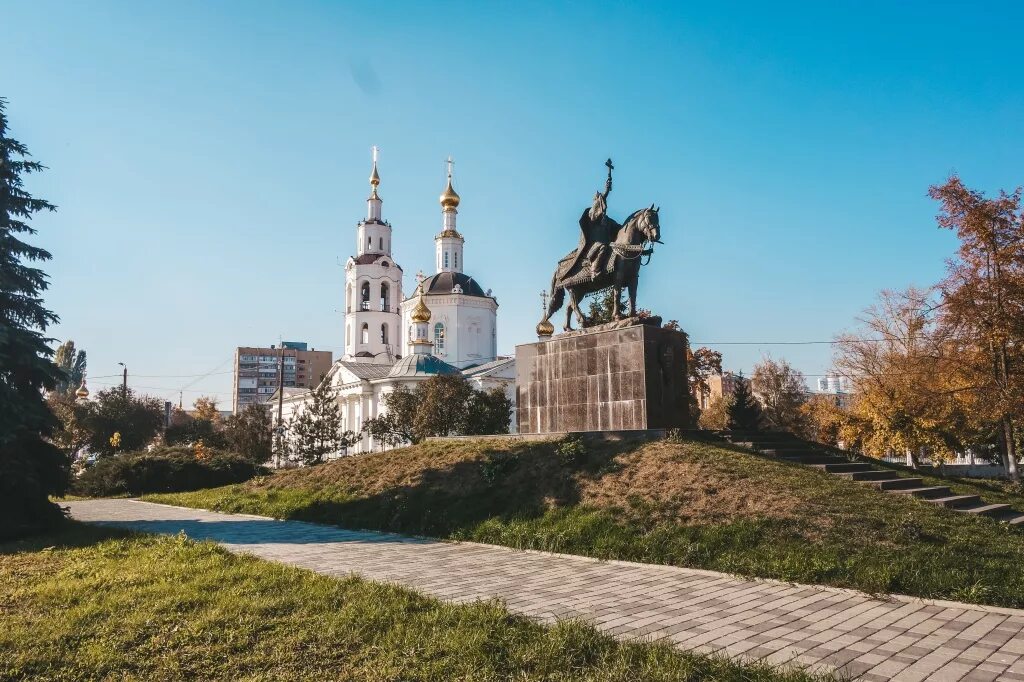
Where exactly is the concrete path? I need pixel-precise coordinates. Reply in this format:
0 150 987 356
67 499 1024 681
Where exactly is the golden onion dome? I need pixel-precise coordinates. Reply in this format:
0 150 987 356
536 318 555 338
75 378 90 399
439 176 460 211
369 161 380 187
411 289 432 323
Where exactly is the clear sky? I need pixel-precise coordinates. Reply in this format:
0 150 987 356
4 1 1023 406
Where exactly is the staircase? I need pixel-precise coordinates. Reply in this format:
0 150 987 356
720 431 1024 526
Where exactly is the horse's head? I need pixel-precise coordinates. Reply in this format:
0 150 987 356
640 204 662 244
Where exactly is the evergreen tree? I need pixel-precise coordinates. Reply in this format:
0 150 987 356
726 376 763 432
0 97 68 538
291 380 354 465
53 339 86 396
223 403 273 464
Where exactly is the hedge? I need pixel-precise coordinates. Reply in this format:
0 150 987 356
73 447 265 497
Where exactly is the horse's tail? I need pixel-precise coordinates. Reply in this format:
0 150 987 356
546 269 565 317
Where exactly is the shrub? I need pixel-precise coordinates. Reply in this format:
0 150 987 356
73 446 266 497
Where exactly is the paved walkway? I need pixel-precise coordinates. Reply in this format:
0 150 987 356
67 499 1024 681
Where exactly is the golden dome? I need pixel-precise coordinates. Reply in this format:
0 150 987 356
536 318 555 338
440 176 460 211
411 288 432 323
75 377 90 399
369 161 380 187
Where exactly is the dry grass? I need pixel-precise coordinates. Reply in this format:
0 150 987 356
576 441 804 525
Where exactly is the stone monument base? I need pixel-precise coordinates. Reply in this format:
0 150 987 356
515 318 689 434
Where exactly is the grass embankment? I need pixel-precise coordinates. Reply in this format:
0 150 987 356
147 436 1024 608
0 524 820 681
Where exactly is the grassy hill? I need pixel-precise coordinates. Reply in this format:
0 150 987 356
146 435 1024 608
2 524 819 681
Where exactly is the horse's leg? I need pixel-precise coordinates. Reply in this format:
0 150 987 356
628 269 638 317
563 290 575 332
612 284 624 320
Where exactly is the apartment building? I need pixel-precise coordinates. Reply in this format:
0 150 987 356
232 341 333 413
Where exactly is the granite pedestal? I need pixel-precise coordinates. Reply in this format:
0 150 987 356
515 320 689 434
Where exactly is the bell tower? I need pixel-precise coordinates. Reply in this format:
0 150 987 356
343 147 403 362
435 157 464 274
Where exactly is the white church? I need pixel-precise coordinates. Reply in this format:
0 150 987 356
273 150 515 455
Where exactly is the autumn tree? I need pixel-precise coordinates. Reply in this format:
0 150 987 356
53 339 86 396
363 375 512 447
223 403 273 464
929 176 1024 480
0 97 69 537
84 387 165 456
697 393 731 430
751 356 808 432
687 346 723 423
191 396 222 424
834 287 972 466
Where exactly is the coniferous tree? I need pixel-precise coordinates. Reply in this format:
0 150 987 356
0 97 68 538
726 376 763 432
291 380 355 465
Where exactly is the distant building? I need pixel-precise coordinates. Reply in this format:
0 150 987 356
697 372 747 410
814 373 852 409
232 342 333 414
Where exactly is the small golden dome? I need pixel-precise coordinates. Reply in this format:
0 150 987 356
369 161 380 187
440 176 460 211
411 288 432 323
536 318 555 338
75 378 90 399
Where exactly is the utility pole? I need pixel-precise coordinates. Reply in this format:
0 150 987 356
118 362 127 396
275 343 285 468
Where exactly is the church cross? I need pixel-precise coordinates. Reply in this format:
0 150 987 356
447 156 454 178
540 290 548 312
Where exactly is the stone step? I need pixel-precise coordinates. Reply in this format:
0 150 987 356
833 470 895 482
866 477 925 491
927 494 982 509
782 455 848 466
888 486 954 500
957 503 1013 518
1003 514 1024 525
810 462 874 474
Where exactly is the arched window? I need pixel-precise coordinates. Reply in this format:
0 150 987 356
454 251 458 270
379 236 383 250
444 252 449 269
380 282 390 312
434 323 445 355
380 323 389 344
367 236 371 249
346 283 352 313
361 323 369 345
360 281 370 310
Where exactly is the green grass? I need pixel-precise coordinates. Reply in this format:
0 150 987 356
0 523 824 681
146 437 1024 608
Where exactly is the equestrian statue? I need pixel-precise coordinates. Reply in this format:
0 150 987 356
540 159 662 332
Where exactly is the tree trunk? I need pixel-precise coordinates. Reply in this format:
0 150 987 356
1004 416 1020 482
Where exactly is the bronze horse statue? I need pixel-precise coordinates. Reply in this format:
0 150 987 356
541 205 661 331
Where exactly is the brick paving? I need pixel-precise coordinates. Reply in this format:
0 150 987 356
67 499 1024 681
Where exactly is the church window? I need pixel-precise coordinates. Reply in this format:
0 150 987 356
381 323 389 344
444 252 449 269
408 325 414 342
345 324 350 346
434 323 445 355
454 251 458 269
367 236 371 250
380 282 390 312
379 236 383 250
360 281 370 310
346 284 352 313
360 323 369 345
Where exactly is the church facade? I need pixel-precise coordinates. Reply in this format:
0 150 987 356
271 150 514 458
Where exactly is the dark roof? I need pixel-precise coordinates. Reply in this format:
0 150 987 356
462 357 514 377
385 354 461 378
422 271 489 298
351 253 401 269
338 361 394 380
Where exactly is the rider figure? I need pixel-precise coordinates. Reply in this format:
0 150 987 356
574 159 620 278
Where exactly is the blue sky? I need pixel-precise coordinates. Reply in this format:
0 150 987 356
4 1 1023 406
